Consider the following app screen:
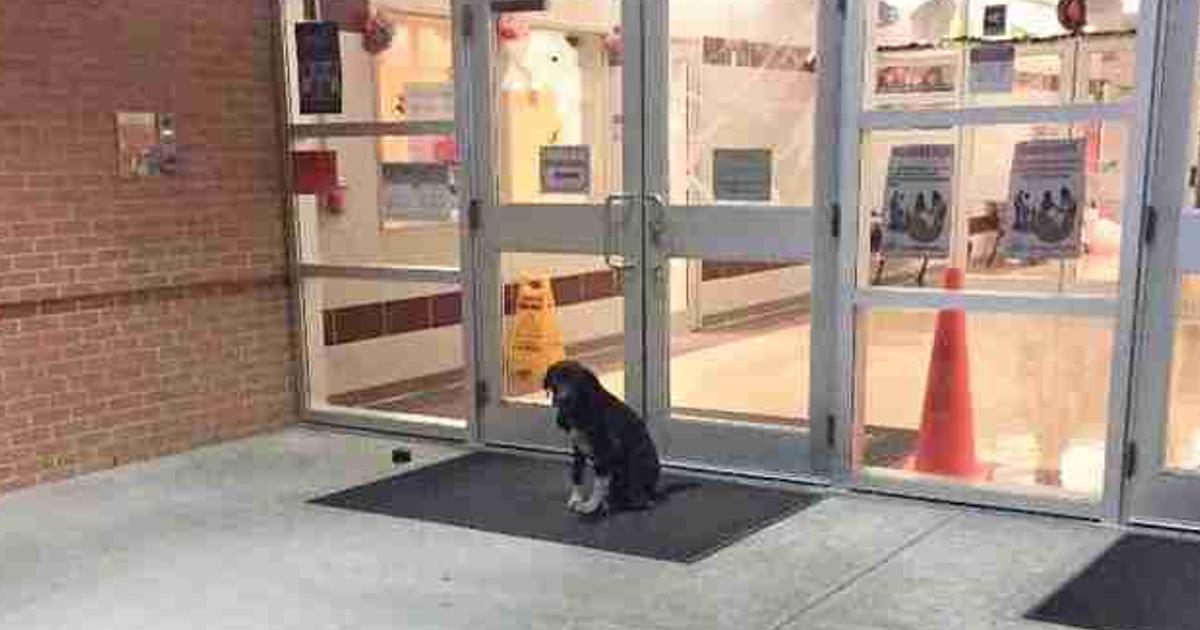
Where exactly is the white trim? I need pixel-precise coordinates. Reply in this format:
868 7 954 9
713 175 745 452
304 407 469 442
658 205 814 262
484 204 612 254
299 263 462 284
860 103 1132 131
290 121 456 138
855 287 1118 318
856 468 1101 520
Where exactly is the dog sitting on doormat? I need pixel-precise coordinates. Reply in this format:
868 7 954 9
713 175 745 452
544 360 691 517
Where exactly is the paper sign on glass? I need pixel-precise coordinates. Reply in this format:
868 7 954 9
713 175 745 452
880 144 955 258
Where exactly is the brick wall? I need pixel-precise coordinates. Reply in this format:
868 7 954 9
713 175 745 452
0 1 296 492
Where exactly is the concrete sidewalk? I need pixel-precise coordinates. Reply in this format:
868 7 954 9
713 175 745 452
0 427 1126 630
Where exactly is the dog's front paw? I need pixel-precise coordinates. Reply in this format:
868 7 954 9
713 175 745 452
575 498 607 516
566 486 585 511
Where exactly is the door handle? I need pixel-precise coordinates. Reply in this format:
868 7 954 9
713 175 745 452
644 193 667 248
604 193 638 272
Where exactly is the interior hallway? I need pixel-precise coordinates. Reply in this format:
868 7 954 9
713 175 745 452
2 426 1186 630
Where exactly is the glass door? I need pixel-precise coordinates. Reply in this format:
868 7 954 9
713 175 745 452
469 0 648 449
471 0 838 478
281 0 473 439
1126 0 1200 528
639 0 838 478
838 0 1151 516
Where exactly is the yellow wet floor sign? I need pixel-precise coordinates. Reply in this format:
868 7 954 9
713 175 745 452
506 276 566 393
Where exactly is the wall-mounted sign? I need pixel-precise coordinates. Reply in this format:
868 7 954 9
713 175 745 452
295 21 343 115
116 112 177 177
983 5 1008 37
492 0 547 13
401 83 454 120
880 144 954 258
1001 139 1086 260
970 45 1015 94
714 149 772 202
540 145 590 194
382 163 457 223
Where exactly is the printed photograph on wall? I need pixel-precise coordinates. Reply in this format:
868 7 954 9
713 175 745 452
296 21 343 115
880 144 955 257
1001 138 1087 259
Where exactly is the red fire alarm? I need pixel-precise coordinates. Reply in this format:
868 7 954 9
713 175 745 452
1057 0 1087 34
292 150 338 194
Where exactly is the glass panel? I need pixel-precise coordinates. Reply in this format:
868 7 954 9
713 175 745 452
291 136 461 267
1162 19 1200 473
861 121 1128 296
668 259 810 425
1167 275 1200 470
499 253 626 403
667 0 817 206
866 0 1138 111
857 306 1113 500
492 2 622 204
282 0 455 126
302 277 466 422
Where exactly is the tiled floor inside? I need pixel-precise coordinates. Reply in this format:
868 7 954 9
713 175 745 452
0 426 1155 630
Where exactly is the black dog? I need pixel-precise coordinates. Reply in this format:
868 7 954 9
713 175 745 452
543 360 662 516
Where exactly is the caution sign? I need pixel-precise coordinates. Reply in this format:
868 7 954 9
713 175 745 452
505 277 566 393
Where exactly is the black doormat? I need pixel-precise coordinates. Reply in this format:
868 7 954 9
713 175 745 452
310 451 822 563
1026 534 1200 630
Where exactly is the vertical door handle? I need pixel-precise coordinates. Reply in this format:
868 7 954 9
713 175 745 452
604 193 638 271
644 193 667 248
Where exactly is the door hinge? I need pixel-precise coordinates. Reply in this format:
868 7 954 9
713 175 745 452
461 4 474 39
831 203 841 239
1144 205 1158 245
826 414 836 448
474 380 489 409
467 199 482 232
1123 441 1138 479
1190 166 1198 189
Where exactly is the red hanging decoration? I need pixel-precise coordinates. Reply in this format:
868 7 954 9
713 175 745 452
603 26 622 66
363 12 394 54
497 15 529 42
434 136 459 165
1057 0 1087 34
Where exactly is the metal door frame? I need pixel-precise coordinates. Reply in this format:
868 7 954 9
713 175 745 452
1124 0 1200 530
832 0 1164 519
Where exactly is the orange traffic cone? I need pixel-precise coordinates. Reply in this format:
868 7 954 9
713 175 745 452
908 268 991 480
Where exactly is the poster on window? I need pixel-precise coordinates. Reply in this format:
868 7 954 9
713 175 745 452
381 163 457 223
880 144 954 258
970 45 1014 94
875 59 956 96
295 22 343 115
1000 139 1086 260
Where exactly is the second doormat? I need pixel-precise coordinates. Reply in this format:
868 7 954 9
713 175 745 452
311 451 822 563
1026 534 1200 630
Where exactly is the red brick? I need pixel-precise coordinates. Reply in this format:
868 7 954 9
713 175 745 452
0 0 296 496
